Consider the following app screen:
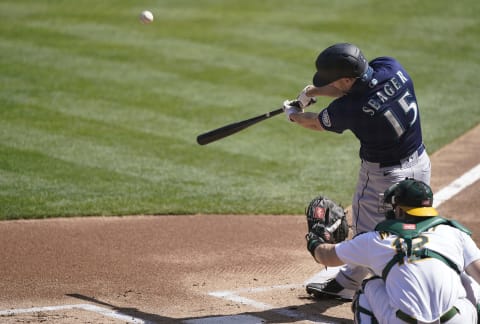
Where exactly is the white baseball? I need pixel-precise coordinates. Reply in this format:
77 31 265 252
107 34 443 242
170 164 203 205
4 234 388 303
139 10 154 24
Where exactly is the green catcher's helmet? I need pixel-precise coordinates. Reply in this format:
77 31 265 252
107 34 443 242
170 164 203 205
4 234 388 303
383 178 438 218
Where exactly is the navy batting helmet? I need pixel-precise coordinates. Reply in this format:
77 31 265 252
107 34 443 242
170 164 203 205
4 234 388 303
313 43 369 87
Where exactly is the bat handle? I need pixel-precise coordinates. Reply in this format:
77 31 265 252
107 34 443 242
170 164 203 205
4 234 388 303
267 108 284 117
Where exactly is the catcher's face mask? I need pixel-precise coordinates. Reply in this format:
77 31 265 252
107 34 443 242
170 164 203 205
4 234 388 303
378 192 395 219
379 182 398 219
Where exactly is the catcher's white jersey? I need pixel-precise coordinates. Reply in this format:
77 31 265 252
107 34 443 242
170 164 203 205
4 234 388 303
336 224 480 322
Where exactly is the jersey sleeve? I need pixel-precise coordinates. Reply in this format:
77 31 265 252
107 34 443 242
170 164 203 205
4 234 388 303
335 232 374 267
318 99 350 133
462 231 480 267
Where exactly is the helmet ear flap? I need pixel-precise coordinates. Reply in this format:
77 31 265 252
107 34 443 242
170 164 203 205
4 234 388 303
342 53 363 74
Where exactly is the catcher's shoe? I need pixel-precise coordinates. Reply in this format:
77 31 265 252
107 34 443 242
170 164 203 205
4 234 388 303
306 279 355 301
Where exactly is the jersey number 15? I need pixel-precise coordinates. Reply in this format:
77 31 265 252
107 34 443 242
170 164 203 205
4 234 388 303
383 90 418 139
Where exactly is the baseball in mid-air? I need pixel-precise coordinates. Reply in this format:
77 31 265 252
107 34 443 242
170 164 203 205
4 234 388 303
139 10 154 24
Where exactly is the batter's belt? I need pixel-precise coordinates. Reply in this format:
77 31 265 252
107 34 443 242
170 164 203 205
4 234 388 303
379 144 425 168
396 306 458 323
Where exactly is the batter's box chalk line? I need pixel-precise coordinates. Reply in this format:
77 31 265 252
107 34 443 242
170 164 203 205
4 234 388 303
0 304 149 323
207 284 338 323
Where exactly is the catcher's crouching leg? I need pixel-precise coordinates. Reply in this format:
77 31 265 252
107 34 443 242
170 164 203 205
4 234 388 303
351 277 381 324
352 291 377 324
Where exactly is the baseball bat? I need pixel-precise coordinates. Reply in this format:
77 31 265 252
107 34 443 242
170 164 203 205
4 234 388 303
196 107 284 145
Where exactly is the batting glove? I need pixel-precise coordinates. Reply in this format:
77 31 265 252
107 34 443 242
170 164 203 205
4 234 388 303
283 100 303 122
297 85 317 109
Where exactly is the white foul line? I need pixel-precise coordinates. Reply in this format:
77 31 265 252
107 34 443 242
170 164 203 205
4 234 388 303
433 163 480 208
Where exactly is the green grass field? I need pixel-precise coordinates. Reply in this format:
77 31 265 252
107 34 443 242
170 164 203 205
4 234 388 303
1 0 479 219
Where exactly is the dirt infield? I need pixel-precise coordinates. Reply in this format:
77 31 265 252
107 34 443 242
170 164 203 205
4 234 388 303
1 124 479 324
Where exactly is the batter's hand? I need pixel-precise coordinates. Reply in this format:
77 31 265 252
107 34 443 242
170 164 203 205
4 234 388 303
297 85 317 108
283 100 303 121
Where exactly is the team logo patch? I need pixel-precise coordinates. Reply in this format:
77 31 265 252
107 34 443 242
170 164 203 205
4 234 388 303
321 110 331 128
402 224 416 230
313 207 326 220
421 199 431 206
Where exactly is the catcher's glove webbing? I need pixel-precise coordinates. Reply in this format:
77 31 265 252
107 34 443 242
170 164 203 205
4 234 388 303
305 195 349 244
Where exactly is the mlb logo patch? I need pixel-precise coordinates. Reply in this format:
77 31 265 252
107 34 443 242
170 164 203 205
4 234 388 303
403 224 416 230
314 207 326 220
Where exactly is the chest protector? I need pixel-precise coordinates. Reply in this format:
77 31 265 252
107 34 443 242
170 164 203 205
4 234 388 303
374 216 471 280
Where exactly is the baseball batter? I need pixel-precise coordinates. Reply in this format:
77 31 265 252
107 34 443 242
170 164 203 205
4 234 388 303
283 43 431 298
305 179 480 323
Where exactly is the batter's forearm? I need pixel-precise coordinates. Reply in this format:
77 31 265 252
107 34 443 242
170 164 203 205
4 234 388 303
306 85 344 98
289 112 324 131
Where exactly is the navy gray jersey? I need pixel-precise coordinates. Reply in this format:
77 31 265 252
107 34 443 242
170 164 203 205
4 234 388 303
318 57 423 164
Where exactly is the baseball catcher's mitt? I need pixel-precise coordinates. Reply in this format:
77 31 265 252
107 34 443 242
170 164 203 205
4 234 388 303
305 195 349 243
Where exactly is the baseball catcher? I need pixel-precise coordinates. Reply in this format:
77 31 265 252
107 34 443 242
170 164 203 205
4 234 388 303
305 178 480 323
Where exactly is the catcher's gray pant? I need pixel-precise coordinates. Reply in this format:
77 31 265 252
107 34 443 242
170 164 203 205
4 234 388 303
353 277 477 324
336 147 431 290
